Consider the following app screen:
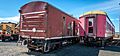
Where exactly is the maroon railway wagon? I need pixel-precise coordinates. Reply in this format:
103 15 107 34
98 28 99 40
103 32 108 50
19 1 81 52
79 11 115 46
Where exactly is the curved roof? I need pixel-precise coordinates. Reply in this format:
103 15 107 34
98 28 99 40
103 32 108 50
80 10 107 17
20 1 47 13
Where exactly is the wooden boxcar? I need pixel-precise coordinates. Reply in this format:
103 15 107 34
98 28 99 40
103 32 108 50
19 1 81 52
79 11 115 46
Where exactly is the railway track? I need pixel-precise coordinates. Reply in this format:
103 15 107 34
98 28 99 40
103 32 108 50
111 38 120 46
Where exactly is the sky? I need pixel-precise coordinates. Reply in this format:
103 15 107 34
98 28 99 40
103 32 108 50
0 0 120 32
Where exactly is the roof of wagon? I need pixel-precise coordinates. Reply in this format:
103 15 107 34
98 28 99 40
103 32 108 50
80 10 107 17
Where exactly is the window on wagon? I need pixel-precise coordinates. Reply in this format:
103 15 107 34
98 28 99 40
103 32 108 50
88 18 93 26
88 18 93 33
89 27 93 33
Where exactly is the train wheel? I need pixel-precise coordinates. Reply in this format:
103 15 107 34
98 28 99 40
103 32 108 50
49 42 62 51
41 46 44 53
97 41 102 47
28 49 31 52
22 39 28 45
101 40 105 48
55 43 62 49
28 48 34 52
2 39 5 42
72 39 76 44
59 42 62 48
51 44 56 50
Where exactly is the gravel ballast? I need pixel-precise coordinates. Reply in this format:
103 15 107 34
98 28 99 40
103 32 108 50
0 42 120 56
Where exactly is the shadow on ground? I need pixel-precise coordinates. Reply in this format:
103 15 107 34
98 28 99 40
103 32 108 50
22 43 120 56
22 44 100 56
103 46 120 52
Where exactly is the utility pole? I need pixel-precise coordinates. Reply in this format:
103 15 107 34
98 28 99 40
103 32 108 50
119 3 120 36
119 16 120 37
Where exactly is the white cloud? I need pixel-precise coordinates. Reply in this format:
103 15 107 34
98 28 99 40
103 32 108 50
84 0 120 12
0 15 19 23
71 0 120 18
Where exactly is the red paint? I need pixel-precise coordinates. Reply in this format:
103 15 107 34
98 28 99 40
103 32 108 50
79 17 85 37
97 15 106 37
79 14 115 38
19 1 81 39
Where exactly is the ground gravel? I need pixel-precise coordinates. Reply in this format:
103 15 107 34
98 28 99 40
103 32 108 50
0 42 120 56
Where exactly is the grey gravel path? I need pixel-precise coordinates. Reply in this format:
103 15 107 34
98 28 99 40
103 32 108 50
0 42 120 56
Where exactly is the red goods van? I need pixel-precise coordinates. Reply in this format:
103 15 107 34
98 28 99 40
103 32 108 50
79 11 115 46
19 1 81 52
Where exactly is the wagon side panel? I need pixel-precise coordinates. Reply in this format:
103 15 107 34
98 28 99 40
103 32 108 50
79 17 85 37
47 5 63 38
97 15 106 37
